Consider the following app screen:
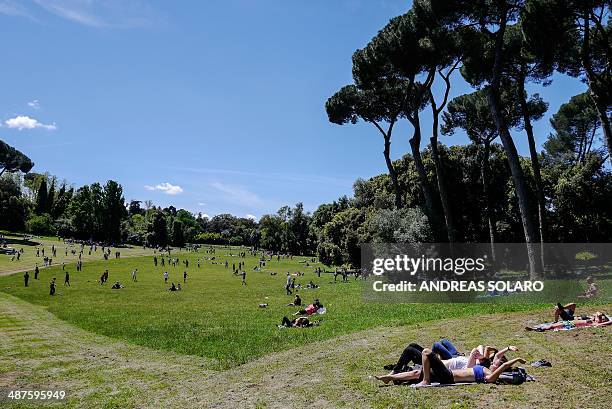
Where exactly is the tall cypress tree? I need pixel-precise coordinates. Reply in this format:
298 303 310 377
36 178 48 215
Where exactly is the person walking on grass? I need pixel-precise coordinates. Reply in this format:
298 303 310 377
241 270 247 285
164 271 169 283
132 268 138 282
285 273 293 295
24 271 29 287
64 271 70 286
183 270 187 283
50 278 56 295
34 264 39 279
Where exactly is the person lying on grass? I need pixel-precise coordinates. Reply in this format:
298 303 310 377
526 312 611 331
293 299 323 316
377 348 525 386
414 348 526 387
280 316 312 328
377 344 517 384
389 340 513 374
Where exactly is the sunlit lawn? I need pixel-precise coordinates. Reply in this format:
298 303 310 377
3 244 598 369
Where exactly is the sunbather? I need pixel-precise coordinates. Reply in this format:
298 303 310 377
375 345 519 385
280 316 312 328
554 302 576 322
526 311 611 331
389 340 499 374
293 299 323 315
412 348 526 387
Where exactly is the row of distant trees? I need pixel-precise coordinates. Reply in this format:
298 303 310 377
0 156 316 252
325 0 611 273
0 119 609 267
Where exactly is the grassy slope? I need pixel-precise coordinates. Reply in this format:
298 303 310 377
0 244 585 368
1 292 610 409
1 238 611 408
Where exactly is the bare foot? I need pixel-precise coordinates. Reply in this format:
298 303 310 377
374 375 392 384
412 381 429 388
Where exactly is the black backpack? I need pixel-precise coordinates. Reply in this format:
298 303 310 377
496 367 528 385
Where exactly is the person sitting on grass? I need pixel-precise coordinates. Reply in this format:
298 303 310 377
306 280 319 289
554 302 576 322
526 311 611 331
111 281 124 289
169 282 178 291
287 294 302 307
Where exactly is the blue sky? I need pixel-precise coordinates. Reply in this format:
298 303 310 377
0 0 590 219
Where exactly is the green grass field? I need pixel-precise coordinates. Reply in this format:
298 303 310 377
1 234 611 408
0 239 573 369
0 233 158 275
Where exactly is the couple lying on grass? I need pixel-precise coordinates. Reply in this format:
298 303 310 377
375 339 525 387
279 298 325 328
524 302 611 332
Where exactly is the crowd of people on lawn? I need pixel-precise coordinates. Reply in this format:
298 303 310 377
12 240 609 391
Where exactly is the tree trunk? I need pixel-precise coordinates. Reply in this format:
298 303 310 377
591 93 612 163
383 135 403 209
430 115 456 243
481 139 496 263
517 75 546 271
581 10 612 164
487 13 540 277
372 120 403 210
488 89 540 276
409 113 439 237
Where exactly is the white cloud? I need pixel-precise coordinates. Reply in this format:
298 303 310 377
245 214 257 221
197 202 206 206
4 115 56 130
144 182 183 195
200 213 210 219
27 100 40 109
